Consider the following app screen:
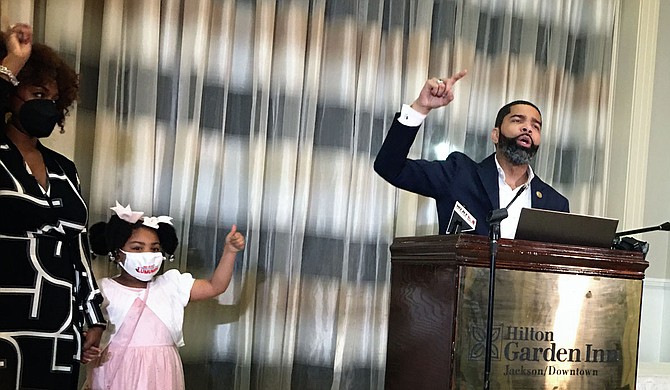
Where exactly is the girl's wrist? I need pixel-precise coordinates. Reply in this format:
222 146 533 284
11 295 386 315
223 244 243 255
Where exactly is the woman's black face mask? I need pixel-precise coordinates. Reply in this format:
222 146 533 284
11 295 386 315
16 99 64 138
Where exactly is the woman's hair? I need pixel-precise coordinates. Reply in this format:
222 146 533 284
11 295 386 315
89 215 179 257
0 35 79 130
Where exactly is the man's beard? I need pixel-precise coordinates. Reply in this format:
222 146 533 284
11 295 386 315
497 132 539 165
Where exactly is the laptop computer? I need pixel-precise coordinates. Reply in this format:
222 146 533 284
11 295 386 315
515 208 619 248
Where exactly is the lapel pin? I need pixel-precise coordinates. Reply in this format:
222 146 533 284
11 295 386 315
536 191 543 199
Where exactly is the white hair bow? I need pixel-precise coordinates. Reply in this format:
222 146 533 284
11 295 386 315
110 201 173 228
142 215 173 229
110 201 144 223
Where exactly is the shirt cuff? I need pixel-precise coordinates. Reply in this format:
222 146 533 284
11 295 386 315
398 104 427 127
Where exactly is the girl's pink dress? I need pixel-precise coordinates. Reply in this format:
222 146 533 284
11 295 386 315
86 285 185 390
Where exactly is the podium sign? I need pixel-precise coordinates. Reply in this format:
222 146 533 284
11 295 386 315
454 267 641 389
385 234 647 390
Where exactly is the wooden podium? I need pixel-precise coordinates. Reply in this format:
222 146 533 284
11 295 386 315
385 234 648 389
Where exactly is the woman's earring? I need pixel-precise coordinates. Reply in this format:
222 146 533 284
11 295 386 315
108 252 115 262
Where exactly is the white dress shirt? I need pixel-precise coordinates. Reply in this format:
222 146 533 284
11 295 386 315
496 156 533 239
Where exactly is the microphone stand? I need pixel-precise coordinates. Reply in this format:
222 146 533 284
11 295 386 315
483 209 506 390
482 185 527 390
614 222 670 237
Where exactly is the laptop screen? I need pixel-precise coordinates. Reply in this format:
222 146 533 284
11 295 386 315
515 208 619 248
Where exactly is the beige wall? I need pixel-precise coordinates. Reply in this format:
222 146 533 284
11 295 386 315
612 0 670 364
644 0 670 280
644 0 670 363
608 0 669 279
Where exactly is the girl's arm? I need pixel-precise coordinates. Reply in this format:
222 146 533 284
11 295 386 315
189 225 245 301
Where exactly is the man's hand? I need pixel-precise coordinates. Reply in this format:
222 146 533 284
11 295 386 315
410 70 468 115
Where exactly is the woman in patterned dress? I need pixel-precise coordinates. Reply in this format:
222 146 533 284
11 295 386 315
0 23 106 390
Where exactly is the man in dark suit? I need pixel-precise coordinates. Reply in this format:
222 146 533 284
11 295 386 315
374 70 569 237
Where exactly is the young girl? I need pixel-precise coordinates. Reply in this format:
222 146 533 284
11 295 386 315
82 202 245 390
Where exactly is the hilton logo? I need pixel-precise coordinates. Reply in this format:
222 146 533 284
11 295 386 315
468 324 620 364
468 323 503 360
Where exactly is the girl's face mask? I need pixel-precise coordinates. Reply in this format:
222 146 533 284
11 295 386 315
119 250 164 281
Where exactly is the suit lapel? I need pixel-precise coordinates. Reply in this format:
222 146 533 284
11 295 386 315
477 154 499 209
530 177 547 208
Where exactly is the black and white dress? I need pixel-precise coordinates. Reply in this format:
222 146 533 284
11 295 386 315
0 83 105 390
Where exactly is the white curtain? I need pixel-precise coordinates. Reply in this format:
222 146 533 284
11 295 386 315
2 0 619 388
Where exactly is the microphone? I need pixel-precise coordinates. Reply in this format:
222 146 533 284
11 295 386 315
446 201 477 234
612 221 670 257
487 184 528 224
614 221 670 237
